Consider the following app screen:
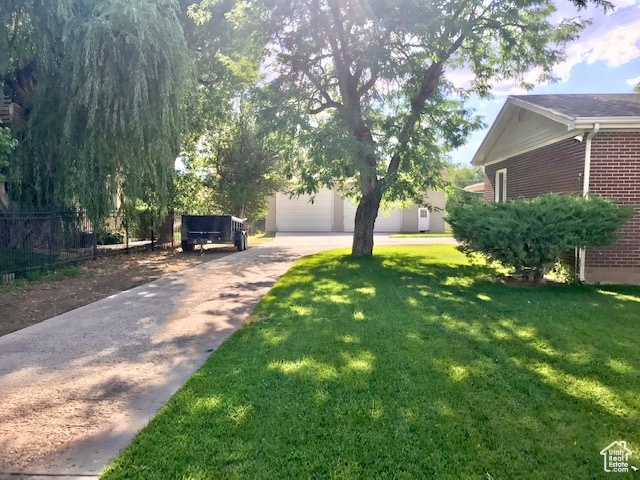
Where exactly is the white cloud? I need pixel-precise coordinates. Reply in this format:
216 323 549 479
495 9 640 90
477 98 504 108
490 68 547 96
614 0 638 8
445 68 476 90
552 12 640 81
446 67 542 96
627 75 640 85
582 22 640 66
490 82 530 97
447 3 640 95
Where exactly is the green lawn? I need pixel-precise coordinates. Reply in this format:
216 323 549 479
249 231 276 246
390 232 453 238
102 245 640 479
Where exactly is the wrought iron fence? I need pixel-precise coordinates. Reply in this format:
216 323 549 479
0 209 176 278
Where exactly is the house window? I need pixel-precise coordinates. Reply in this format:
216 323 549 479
495 168 507 203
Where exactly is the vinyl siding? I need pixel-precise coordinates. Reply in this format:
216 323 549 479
488 108 572 163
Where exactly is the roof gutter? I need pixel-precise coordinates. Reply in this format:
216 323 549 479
574 116 640 127
579 123 600 282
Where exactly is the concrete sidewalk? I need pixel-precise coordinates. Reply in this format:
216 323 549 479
0 234 454 478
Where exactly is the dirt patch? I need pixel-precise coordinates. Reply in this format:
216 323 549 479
0 246 234 338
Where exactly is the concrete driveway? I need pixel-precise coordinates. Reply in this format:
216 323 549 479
0 233 455 478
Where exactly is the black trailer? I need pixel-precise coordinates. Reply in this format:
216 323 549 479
181 215 248 252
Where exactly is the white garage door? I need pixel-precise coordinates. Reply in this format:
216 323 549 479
276 190 334 231
343 200 403 233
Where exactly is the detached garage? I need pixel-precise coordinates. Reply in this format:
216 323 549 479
266 187 447 233
343 200 402 233
275 191 334 232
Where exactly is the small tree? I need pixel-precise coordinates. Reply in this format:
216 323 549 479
172 161 219 215
447 194 634 283
177 109 285 221
445 165 484 210
207 115 285 221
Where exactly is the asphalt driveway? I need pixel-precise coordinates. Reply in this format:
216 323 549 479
0 233 455 478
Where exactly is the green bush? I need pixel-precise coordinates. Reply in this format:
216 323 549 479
0 126 18 182
447 194 634 283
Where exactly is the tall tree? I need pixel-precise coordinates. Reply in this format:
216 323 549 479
172 0 273 219
1 0 191 223
180 0 262 149
208 112 285 221
176 106 285 220
212 0 611 256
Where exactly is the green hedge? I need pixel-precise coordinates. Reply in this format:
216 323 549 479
447 194 634 283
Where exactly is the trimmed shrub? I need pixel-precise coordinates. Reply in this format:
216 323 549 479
447 194 634 283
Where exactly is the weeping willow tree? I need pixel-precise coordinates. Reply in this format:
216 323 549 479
2 0 191 223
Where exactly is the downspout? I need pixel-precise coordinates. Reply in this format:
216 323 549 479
579 123 600 282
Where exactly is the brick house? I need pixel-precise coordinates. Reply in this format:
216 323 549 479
472 94 640 284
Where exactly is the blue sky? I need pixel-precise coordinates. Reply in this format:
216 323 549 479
448 0 640 167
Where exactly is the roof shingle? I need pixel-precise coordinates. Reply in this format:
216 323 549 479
510 94 640 118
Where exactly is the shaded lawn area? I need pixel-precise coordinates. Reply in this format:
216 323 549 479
102 245 640 479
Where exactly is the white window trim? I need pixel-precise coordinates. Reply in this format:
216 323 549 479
495 168 507 203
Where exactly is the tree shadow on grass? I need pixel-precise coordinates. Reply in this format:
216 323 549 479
0 243 305 474
103 248 640 480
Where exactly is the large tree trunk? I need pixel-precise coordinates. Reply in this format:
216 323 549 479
352 187 382 257
345 105 382 256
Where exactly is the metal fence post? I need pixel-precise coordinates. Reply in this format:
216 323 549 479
171 213 175 248
125 215 130 255
151 218 155 252
93 229 97 261
48 215 55 263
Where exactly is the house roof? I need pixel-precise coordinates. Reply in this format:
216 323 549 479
472 94 640 166
510 94 640 118
462 182 484 193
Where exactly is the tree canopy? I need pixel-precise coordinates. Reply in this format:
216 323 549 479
214 0 611 255
175 106 286 221
2 0 191 222
173 0 270 218
1 0 617 244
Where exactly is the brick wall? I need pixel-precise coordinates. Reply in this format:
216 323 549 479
586 131 640 269
484 138 586 201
